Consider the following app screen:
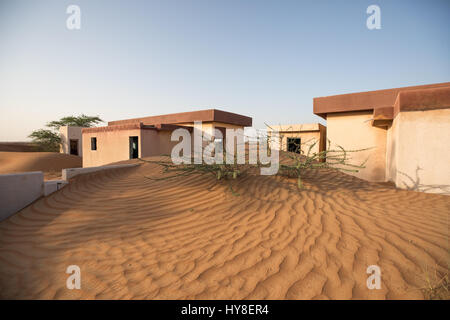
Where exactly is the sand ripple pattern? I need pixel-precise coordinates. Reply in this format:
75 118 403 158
0 158 448 299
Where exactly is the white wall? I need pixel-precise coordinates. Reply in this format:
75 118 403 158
62 164 139 180
60 126 83 157
0 172 44 221
326 111 387 182
387 109 450 194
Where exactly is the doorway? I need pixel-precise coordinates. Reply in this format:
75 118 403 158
287 137 301 154
129 136 139 159
69 139 79 156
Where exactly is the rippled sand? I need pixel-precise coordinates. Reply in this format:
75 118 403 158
0 157 448 299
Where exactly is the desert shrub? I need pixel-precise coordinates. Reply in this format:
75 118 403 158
278 138 369 188
139 156 254 182
418 264 449 300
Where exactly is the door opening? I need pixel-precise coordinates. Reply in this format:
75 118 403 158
129 136 139 159
70 139 79 156
287 137 301 154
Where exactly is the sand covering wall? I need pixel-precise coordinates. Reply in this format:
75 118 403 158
0 156 448 299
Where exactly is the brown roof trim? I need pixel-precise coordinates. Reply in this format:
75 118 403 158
108 109 252 127
371 86 450 127
82 123 148 134
313 82 450 119
82 122 195 134
266 123 325 132
154 124 193 132
371 106 394 127
373 106 394 120
393 86 450 116
211 109 252 126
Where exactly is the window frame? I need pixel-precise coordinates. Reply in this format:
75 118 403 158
91 137 97 151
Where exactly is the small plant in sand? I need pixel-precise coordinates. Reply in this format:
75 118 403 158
140 127 369 191
138 154 254 196
417 264 449 300
278 139 370 188
266 124 370 189
139 157 251 181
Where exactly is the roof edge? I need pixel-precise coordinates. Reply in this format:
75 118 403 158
314 82 450 118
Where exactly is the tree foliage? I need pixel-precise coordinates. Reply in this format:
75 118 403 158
29 114 103 152
46 114 103 130
28 129 61 152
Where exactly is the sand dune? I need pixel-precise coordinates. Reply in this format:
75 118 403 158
0 156 448 299
0 142 40 152
0 152 82 179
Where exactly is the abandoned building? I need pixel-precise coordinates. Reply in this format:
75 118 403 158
81 109 252 167
266 123 327 157
59 126 83 157
313 82 450 193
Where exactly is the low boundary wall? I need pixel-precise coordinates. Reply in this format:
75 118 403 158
0 163 139 221
0 172 44 221
62 164 139 180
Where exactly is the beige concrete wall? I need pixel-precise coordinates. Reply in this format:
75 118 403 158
177 121 245 136
158 131 184 156
387 109 450 194
266 124 326 157
60 126 83 157
140 130 182 158
83 129 189 166
178 121 246 150
140 129 161 158
326 111 387 182
385 115 399 184
82 129 141 167
83 122 248 167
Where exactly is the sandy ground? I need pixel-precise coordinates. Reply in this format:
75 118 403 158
0 156 448 299
0 142 40 152
0 152 82 180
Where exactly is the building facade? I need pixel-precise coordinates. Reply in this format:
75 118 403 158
267 123 326 159
314 82 450 194
82 109 252 167
59 126 83 157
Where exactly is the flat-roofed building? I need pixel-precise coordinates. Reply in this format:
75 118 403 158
267 123 326 159
82 109 252 167
59 126 83 157
314 82 450 194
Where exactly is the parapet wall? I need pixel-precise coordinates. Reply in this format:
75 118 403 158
62 163 139 180
0 164 139 221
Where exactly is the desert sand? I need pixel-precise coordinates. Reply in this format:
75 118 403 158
0 155 448 299
0 142 40 152
0 152 82 180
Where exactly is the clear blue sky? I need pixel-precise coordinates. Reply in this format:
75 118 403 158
0 0 449 141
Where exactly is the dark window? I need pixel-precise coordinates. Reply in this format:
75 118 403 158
129 136 139 159
69 139 78 156
91 137 97 151
287 138 301 154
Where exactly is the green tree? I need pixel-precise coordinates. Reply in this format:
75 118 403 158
28 129 61 152
29 114 103 152
46 114 103 130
